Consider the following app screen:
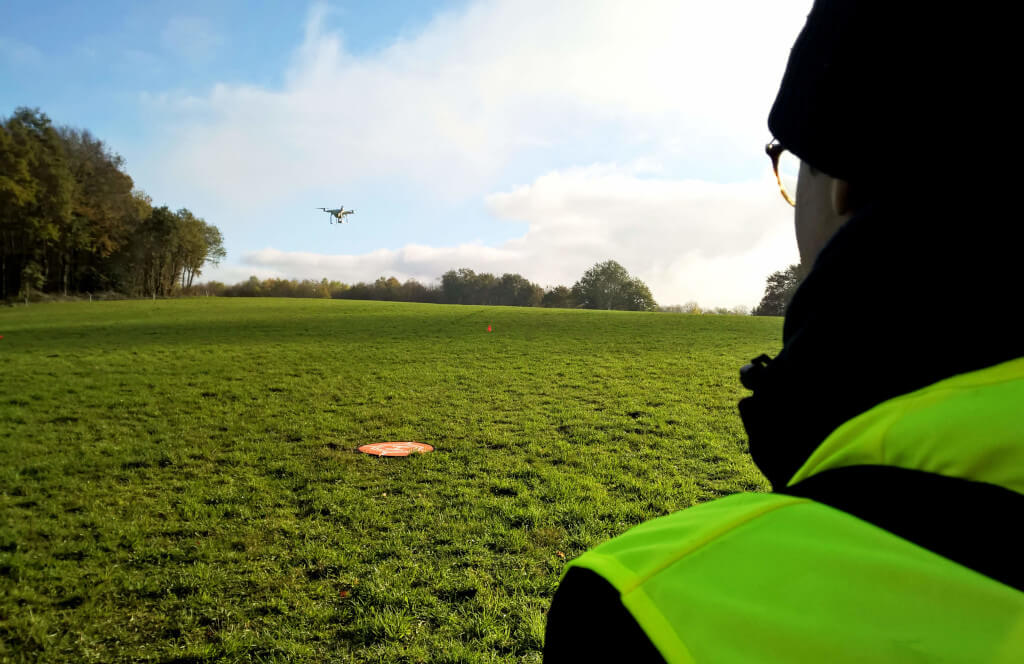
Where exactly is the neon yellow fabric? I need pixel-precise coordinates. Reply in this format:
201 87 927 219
788 356 1024 492
565 358 1024 662
568 493 1024 663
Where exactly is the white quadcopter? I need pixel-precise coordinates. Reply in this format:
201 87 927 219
318 206 355 224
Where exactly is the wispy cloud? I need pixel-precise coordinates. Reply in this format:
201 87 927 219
0 36 43 66
143 0 809 306
147 0 808 205
161 17 224 65
231 164 798 307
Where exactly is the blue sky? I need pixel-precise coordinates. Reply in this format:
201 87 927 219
2 1 470 162
1 1 810 307
2 2 469 111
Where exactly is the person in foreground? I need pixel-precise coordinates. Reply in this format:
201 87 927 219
544 1 1023 661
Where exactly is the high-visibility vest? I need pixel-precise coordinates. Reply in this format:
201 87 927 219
563 357 1024 663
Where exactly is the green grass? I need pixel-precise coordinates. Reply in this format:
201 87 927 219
0 298 781 663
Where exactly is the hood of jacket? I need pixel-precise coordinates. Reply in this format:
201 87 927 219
739 199 1023 490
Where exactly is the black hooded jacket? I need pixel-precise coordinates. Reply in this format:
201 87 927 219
544 201 1023 662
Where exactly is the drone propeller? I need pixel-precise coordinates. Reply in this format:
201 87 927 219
317 207 354 224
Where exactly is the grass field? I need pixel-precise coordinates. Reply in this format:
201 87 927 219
0 298 781 663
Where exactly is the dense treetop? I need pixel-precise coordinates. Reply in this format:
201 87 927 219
751 263 807 316
1 107 224 301
571 260 657 311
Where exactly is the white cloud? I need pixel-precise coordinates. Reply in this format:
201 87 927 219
143 0 812 306
223 164 799 308
146 0 810 207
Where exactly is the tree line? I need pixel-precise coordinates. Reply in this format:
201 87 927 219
196 260 659 311
196 259 802 315
0 107 225 301
2 104 801 315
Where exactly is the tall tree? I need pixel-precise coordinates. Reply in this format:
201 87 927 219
621 277 658 312
2 108 225 299
56 127 136 294
175 208 225 289
494 273 543 307
752 263 808 316
471 272 497 305
542 285 577 308
0 119 38 298
441 268 474 304
105 190 153 294
572 260 657 311
0 108 73 298
141 206 180 296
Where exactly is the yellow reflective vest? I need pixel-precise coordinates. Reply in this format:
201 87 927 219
563 357 1024 663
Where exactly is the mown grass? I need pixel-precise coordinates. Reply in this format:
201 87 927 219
0 298 781 663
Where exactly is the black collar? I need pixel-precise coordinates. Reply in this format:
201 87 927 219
739 202 1023 490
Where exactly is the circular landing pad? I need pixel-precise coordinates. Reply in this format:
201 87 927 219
358 442 434 457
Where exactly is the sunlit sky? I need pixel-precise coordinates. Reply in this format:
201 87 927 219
1 0 812 308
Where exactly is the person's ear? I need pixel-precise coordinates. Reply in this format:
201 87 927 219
831 178 854 217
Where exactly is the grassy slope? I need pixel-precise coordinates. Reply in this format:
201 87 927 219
0 299 781 663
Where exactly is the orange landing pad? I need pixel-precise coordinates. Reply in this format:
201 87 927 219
358 442 434 457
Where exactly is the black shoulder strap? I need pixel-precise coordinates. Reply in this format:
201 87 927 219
783 465 1024 592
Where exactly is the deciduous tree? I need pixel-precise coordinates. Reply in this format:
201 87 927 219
0 107 225 299
752 263 808 316
571 260 657 311
542 285 576 308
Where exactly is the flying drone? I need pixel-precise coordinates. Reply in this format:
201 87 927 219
318 206 355 224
